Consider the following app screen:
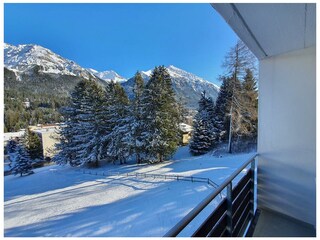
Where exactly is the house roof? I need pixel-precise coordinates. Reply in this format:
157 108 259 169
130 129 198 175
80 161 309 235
211 3 316 60
179 123 193 133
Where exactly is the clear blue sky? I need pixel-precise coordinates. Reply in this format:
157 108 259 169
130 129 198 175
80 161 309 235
4 3 238 85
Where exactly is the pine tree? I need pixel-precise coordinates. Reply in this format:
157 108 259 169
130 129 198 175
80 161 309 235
241 69 258 140
131 71 145 164
220 40 257 153
213 76 232 142
108 104 133 165
54 105 77 165
11 140 33 177
24 128 43 160
7 139 17 154
189 91 216 155
107 82 131 164
55 79 106 167
64 80 92 166
141 66 180 162
98 81 116 162
83 81 106 167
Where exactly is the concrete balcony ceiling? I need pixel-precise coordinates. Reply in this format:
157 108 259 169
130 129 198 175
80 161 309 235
212 3 316 60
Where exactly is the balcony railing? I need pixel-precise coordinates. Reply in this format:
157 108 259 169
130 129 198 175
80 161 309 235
164 153 258 237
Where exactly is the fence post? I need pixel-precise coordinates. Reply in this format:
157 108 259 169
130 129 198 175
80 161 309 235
227 182 233 237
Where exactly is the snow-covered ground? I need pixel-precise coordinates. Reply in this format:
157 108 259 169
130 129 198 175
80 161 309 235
4 147 255 237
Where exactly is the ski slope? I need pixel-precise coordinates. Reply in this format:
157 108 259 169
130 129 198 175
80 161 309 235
4 147 255 237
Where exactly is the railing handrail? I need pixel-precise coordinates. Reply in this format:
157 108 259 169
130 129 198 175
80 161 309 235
163 153 258 237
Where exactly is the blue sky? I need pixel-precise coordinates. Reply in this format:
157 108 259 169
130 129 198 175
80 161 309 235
4 3 238 85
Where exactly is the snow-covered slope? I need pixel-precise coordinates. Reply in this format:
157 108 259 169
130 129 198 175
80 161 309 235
123 65 220 109
87 68 127 83
4 43 95 79
4 147 253 237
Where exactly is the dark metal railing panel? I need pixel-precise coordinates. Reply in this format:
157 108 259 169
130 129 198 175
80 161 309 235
232 169 252 198
207 213 228 237
226 182 233 236
238 210 253 237
163 153 257 237
233 191 253 229
220 228 229 237
233 200 253 236
232 178 252 216
192 198 227 237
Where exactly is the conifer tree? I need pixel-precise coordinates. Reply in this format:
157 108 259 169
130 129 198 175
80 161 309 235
220 40 257 153
105 82 132 164
84 81 106 167
131 71 145 164
55 79 105 167
7 139 17 154
108 105 133 165
141 66 180 162
213 76 232 142
189 91 216 155
24 128 43 160
241 69 258 140
98 81 116 162
54 105 76 165
11 140 33 177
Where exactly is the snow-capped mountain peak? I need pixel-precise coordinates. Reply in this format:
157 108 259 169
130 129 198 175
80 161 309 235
166 65 220 91
122 65 220 109
4 43 95 79
87 68 127 83
140 69 153 78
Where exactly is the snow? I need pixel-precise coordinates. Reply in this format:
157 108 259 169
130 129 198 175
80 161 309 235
87 68 127 83
140 65 220 92
179 123 193 133
4 130 25 142
4 43 92 79
4 147 255 237
166 65 220 91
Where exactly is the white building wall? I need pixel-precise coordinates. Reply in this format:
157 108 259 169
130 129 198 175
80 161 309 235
258 46 316 226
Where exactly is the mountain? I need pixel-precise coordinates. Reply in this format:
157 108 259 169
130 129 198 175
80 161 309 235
4 43 107 132
4 43 220 131
87 68 127 83
4 43 98 80
122 65 219 109
4 43 108 95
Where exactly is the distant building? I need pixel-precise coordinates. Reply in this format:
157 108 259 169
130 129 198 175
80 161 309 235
23 98 31 108
4 130 25 175
179 123 193 145
4 130 25 146
23 101 30 108
29 124 60 159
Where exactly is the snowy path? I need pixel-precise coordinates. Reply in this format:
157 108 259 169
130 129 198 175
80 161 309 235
4 147 255 237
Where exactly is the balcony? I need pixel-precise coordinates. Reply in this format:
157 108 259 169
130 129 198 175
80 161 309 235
165 3 316 237
164 154 316 237
253 208 316 237
164 154 257 237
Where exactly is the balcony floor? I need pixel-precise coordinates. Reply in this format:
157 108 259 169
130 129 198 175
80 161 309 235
253 208 316 237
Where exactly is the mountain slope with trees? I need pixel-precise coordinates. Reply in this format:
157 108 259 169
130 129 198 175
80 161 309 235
4 43 218 132
122 65 219 109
